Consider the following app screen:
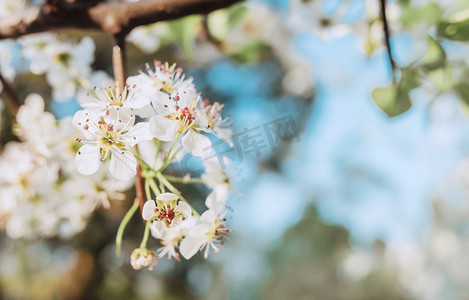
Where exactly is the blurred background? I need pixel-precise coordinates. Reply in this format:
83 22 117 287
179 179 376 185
2 0 469 299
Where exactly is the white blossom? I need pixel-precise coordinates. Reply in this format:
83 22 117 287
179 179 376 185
15 93 58 157
79 84 149 116
198 98 233 146
142 193 192 231
127 61 196 98
179 208 230 260
152 217 197 260
149 90 212 156
73 107 151 180
20 35 95 100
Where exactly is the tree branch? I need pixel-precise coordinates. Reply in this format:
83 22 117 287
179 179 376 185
379 0 396 82
0 0 243 40
0 73 20 115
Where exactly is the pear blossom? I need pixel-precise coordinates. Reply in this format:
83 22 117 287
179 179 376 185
20 35 95 100
179 189 229 259
79 84 149 116
130 248 158 271
198 98 233 146
149 90 212 156
14 94 58 157
76 70 113 106
127 61 196 118
151 217 197 260
142 193 192 231
127 61 196 98
73 107 151 181
179 208 230 260
201 156 231 192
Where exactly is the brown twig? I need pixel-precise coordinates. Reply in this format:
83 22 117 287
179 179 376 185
110 34 146 214
112 34 126 89
0 73 20 115
0 0 244 40
379 0 396 82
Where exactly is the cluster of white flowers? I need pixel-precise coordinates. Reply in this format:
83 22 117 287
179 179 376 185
70 61 233 270
74 61 232 180
19 34 96 100
0 94 131 239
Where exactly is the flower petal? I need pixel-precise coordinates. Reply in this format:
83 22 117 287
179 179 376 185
151 91 173 115
131 104 155 118
180 235 205 260
142 200 157 220
156 192 179 201
178 201 192 219
182 130 212 157
177 90 198 108
72 110 97 140
149 115 178 141
109 149 137 181
205 187 228 214
122 122 152 146
105 107 135 130
74 144 102 175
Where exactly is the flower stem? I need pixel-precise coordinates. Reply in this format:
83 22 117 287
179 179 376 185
164 175 204 184
157 173 200 217
144 179 152 201
149 177 161 195
153 139 162 170
157 134 181 172
139 220 151 249
115 200 139 256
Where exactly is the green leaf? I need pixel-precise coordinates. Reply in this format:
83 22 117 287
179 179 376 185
422 37 446 70
400 3 442 29
372 69 420 117
400 69 420 91
437 19 469 41
455 81 469 107
169 15 202 60
228 40 272 64
372 86 411 117
428 66 453 91
226 4 248 27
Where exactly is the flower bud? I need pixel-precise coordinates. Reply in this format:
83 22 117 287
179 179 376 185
130 248 158 271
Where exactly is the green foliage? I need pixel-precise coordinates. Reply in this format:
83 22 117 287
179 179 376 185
207 3 249 40
372 70 419 117
169 15 203 60
400 3 442 29
428 65 453 91
259 206 406 300
455 81 469 107
437 19 469 41
228 40 273 64
422 37 446 71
